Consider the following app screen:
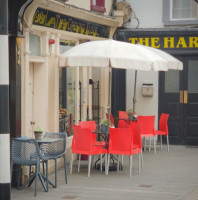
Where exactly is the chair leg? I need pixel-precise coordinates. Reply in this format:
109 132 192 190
141 149 143 169
160 135 162 149
45 161 49 192
149 137 151 152
154 137 156 154
17 165 21 189
63 155 67 184
121 155 124 165
88 155 92 177
42 161 45 175
129 155 132 177
34 161 39 197
105 154 107 175
91 155 95 169
78 154 81 173
117 155 119 172
138 153 141 174
106 154 110 175
100 154 102 172
167 135 169 152
10 161 13 184
54 159 57 188
70 153 73 174
144 137 146 151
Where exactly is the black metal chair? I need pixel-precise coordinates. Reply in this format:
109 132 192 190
11 138 48 197
41 132 67 188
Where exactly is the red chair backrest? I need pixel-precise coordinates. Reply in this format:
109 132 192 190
131 122 142 148
109 128 133 155
137 115 155 136
119 111 129 120
159 113 169 135
118 120 134 128
105 113 114 126
79 121 96 132
72 125 93 153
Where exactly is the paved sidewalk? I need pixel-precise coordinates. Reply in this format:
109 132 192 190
11 145 198 200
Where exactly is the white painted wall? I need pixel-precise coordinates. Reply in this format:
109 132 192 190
117 0 164 28
66 0 114 16
117 0 164 128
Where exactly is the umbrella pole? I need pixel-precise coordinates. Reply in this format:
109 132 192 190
132 70 137 114
108 67 112 134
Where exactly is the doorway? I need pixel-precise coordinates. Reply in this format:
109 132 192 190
27 62 47 137
159 56 198 145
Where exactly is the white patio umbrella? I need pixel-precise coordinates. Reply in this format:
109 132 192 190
59 39 183 128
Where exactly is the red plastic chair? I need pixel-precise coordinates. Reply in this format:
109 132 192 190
155 113 170 152
118 119 133 128
107 127 139 177
79 121 106 147
119 111 129 120
137 115 156 154
70 125 107 177
131 122 143 173
105 113 115 127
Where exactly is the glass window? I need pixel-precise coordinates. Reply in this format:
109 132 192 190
29 34 40 56
59 40 76 135
91 0 106 12
165 70 180 93
163 0 198 25
171 0 198 19
188 60 198 93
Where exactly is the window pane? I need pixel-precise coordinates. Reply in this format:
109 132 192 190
29 34 40 56
172 9 180 18
165 70 179 93
188 60 198 93
181 8 190 18
181 0 189 8
172 0 198 19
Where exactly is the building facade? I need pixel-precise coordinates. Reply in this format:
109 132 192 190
115 0 198 145
13 0 123 178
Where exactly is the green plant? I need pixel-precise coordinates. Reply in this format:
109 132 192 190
34 126 44 133
102 119 109 127
127 109 133 115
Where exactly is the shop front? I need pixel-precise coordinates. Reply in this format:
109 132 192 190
21 0 120 173
115 28 198 145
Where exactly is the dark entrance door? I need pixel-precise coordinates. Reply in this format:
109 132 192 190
159 56 198 145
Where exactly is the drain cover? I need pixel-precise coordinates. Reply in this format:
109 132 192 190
138 184 152 188
61 196 78 199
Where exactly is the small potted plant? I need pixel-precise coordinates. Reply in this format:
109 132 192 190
34 126 44 140
101 120 109 133
127 109 133 120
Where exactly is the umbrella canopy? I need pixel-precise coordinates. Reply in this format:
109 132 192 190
59 39 183 71
59 39 183 128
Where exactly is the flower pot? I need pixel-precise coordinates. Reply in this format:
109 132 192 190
101 124 107 133
34 131 43 140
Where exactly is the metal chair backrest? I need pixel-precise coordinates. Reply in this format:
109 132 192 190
42 132 67 157
11 138 40 166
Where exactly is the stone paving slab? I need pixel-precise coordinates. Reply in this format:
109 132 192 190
11 145 198 200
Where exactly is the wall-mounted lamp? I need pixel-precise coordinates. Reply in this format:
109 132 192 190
16 37 24 66
89 79 94 85
49 39 55 45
